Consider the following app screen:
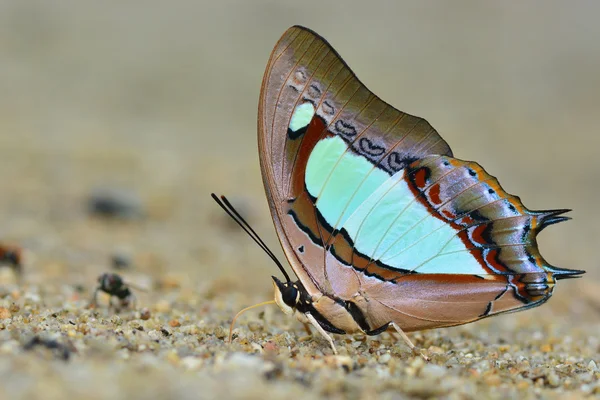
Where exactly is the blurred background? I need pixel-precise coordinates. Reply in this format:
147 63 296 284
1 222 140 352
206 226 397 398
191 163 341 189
0 1 598 307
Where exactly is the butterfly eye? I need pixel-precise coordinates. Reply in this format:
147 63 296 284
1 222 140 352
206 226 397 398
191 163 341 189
272 276 298 309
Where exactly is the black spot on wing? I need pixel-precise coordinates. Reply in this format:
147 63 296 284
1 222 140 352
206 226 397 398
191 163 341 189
288 126 308 140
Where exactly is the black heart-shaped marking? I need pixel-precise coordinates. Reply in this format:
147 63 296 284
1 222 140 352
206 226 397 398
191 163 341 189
322 101 335 115
359 137 385 157
387 152 417 173
334 120 357 137
308 84 322 98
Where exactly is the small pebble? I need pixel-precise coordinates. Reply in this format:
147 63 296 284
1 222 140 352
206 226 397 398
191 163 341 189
323 355 353 370
214 326 226 340
140 308 151 320
247 321 261 332
410 356 426 370
263 341 279 354
378 353 391 364
168 319 181 328
0 307 11 319
250 342 262 352
547 371 560 387
540 344 552 353
180 325 199 335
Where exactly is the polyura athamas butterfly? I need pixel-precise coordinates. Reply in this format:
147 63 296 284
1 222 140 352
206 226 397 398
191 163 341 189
213 25 584 359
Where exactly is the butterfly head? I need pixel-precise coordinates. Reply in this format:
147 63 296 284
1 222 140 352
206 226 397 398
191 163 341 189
272 276 299 315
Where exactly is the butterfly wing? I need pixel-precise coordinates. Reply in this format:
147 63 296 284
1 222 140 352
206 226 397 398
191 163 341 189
258 26 583 331
355 273 555 332
258 26 452 296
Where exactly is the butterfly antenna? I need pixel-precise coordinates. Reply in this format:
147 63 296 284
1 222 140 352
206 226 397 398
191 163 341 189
211 193 292 282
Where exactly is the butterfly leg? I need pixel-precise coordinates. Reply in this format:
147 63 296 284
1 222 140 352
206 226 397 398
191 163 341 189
302 322 312 336
390 322 430 361
305 313 337 354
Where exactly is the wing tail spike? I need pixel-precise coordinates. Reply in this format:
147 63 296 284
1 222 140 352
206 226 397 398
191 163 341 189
538 216 572 232
554 272 586 281
546 265 586 280
534 209 572 232
535 208 571 218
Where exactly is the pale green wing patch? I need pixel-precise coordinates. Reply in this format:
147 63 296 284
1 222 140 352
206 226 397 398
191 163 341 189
344 172 485 274
306 136 389 229
305 136 487 275
289 102 316 133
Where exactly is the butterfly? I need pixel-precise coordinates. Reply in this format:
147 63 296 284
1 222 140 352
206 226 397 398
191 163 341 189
214 25 584 359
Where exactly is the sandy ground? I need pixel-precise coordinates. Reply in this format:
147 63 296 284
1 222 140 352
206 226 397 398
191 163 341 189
0 2 598 399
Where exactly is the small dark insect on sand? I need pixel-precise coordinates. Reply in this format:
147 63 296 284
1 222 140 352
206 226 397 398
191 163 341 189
0 244 23 276
91 273 137 311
